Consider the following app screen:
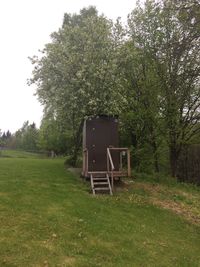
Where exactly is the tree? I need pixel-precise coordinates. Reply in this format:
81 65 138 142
38 116 72 155
14 121 39 151
118 39 164 173
0 130 12 148
128 0 200 176
0 130 4 148
29 7 125 165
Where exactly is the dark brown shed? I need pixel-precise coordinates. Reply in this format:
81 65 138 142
82 115 120 176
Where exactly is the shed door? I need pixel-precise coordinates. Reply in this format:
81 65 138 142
86 117 119 171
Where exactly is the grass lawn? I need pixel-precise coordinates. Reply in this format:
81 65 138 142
0 149 44 159
0 151 200 266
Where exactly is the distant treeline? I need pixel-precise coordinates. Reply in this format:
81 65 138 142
0 120 69 155
0 122 39 152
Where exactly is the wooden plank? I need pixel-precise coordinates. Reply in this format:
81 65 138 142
82 150 85 176
92 178 108 181
95 187 110 191
108 147 129 151
127 149 131 177
107 148 115 170
90 174 95 195
107 173 113 195
88 171 128 176
107 151 109 173
88 171 108 174
120 151 122 171
86 149 88 177
93 182 109 185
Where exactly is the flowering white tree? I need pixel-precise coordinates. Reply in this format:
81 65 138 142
30 7 125 165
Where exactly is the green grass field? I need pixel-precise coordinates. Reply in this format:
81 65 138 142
0 151 200 266
0 149 44 159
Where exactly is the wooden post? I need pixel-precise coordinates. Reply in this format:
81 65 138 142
111 172 114 188
82 150 85 176
84 149 88 177
127 149 131 177
107 148 110 173
120 151 122 171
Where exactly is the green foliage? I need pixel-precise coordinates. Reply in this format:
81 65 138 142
38 117 72 154
30 7 125 165
118 40 164 173
14 121 39 151
29 2 200 176
128 0 200 176
0 130 12 148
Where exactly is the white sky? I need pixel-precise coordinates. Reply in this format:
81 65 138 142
0 0 136 133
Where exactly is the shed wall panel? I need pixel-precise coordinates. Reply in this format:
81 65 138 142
84 116 119 172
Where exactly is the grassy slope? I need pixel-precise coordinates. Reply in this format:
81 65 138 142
0 149 43 159
0 152 199 267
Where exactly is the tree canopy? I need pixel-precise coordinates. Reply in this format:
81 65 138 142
29 2 200 176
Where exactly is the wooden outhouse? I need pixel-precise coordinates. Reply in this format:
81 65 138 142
82 115 131 195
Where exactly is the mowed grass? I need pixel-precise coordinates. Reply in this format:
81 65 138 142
0 152 200 266
0 149 44 159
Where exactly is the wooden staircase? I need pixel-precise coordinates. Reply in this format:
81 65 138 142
90 172 113 195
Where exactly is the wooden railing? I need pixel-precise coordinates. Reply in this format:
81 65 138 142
107 147 131 188
84 147 131 188
107 148 115 188
107 148 115 171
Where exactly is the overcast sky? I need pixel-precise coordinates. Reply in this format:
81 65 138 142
0 0 136 133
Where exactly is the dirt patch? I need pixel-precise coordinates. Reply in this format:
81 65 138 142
133 182 167 195
68 168 82 176
152 198 200 225
62 256 76 266
126 181 200 225
89 238 116 251
0 192 9 197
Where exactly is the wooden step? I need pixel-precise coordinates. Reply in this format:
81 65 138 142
93 182 109 185
92 178 107 181
90 172 113 195
88 171 108 174
94 187 110 191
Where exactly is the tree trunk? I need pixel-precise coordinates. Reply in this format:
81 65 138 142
70 119 84 167
151 138 160 173
169 146 179 177
154 151 159 173
131 132 137 148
